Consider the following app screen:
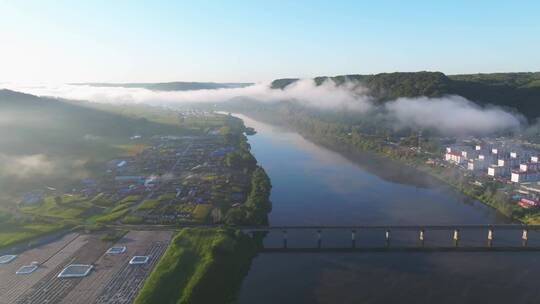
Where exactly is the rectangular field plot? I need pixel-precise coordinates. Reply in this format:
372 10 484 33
0 231 172 304
0 233 82 304
58 264 94 278
13 234 109 304
58 230 173 304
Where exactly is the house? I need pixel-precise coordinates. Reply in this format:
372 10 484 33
488 164 509 177
518 198 540 209
511 167 540 183
467 159 488 171
20 193 43 206
445 151 463 164
520 162 540 172
460 147 475 160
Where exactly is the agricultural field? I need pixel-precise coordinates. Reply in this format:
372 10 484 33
0 231 172 304
0 221 67 249
21 194 100 220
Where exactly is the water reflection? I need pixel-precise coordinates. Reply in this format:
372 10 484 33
233 113 536 304
233 113 508 226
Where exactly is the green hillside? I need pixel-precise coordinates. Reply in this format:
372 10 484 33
0 89 190 194
271 71 540 119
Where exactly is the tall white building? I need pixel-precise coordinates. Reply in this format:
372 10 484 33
511 169 540 183
445 151 464 164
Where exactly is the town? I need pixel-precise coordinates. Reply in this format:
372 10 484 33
19 115 252 226
444 140 540 209
0 111 263 304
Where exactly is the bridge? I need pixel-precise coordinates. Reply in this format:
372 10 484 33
104 223 540 252
242 224 540 252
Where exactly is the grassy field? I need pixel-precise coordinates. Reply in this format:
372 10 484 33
21 194 98 220
133 228 258 304
92 203 131 223
119 195 142 204
136 199 160 211
192 204 212 221
0 221 67 248
116 144 148 156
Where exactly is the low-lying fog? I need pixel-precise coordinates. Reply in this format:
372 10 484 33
2 80 525 136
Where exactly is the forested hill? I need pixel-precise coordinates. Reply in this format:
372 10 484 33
74 81 252 91
0 89 186 156
0 89 198 193
271 72 540 119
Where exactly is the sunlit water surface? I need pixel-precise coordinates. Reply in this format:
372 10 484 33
234 114 540 304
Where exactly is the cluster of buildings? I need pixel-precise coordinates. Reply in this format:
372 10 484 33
445 144 540 184
21 127 252 224
75 131 250 224
444 142 540 208
127 134 249 224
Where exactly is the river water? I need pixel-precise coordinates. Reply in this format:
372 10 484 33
234 114 540 304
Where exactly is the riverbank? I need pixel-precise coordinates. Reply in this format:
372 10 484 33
133 165 271 304
134 120 272 304
133 227 260 304
224 166 272 225
305 130 526 222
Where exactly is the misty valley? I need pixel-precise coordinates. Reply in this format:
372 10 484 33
1 71 540 303
1 2 540 302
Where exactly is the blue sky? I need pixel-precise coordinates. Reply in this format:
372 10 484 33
1 0 539 83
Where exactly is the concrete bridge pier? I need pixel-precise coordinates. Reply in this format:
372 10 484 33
317 230 322 249
351 230 356 248
282 230 288 249
522 229 529 247
487 228 494 247
453 229 460 247
419 229 425 247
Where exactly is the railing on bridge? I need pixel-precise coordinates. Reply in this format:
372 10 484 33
242 225 540 252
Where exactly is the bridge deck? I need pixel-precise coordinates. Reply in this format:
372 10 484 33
241 224 540 231
260 246 540 253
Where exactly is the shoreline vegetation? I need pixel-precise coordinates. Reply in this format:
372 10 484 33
133 227 261 304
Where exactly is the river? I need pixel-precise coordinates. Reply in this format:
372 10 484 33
234 114 540 304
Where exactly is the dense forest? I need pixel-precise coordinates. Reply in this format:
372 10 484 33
271 71 540 120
